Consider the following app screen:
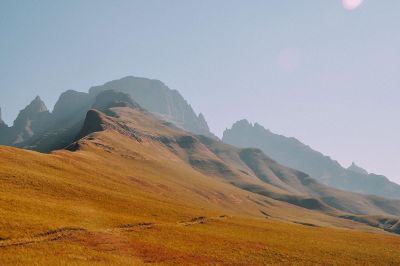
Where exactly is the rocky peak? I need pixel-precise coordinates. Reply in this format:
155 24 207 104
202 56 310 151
232 119 252 129
347 162 369 175
223 119 253 140
11 96 51 144
88 76 213 137
14 96 49 125
29 96 48 112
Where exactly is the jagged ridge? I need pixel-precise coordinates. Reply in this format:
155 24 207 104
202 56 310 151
223 119 400 199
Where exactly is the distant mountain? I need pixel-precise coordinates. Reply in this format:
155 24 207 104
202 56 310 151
88 76 212 137
222 119 400 199
0 97 51 146
0 76 215 151
348 162 368 175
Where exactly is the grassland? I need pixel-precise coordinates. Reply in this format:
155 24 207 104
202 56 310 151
1 111 400 265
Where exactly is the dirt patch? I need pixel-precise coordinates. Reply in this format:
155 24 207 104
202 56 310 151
117 223 155 230
293 221 319 227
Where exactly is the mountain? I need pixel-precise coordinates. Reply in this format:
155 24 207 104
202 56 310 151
88 76 212 137
348 162 369 175
2 97 400 264
0 97 51 146
23 95 400 226
1 76 215 152
222 119 400 199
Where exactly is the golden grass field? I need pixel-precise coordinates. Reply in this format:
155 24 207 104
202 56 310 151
1 108 400 265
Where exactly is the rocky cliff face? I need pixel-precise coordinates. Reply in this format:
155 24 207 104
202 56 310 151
223 119 400 199
9 96 51 145
51 90 93 126
89 76 212 137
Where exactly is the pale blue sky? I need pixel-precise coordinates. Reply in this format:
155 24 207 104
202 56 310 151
0 0 399 183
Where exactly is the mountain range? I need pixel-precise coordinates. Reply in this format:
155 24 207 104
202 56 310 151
222 120 400 199
1 76 400 264
1 76 398 200
0 76 214 152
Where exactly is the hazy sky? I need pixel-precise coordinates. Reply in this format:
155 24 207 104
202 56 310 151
1 1 399 183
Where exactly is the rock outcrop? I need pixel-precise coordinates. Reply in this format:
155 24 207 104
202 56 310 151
9 96 51 145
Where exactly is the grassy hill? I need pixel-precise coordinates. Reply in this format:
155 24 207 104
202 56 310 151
1 103 400 265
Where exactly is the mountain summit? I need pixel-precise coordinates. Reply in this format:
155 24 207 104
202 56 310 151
348 162 369 175
88 76 213 137
5 96 51 145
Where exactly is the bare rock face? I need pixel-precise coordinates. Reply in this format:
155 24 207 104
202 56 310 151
51 90 93 125
11 96 51 144
89 76 213 137
76 109 106 140
91 89 142 111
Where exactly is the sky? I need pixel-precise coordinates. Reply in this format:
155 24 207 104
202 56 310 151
0 0 399 183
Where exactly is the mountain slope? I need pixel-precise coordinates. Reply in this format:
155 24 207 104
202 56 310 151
2 99 400 264
223 119 400 199
2 146 400 265
63 97 400 231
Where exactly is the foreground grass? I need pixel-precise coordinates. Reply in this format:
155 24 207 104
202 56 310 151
1 216 400 265
1 131 400 265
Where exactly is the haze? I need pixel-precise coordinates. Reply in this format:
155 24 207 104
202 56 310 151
1 0 399 183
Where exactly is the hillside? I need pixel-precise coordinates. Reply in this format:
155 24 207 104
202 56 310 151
223 119 400 199
1 95 400 264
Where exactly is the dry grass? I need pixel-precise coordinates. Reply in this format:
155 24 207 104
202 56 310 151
1 122 400 265
1 216 400 265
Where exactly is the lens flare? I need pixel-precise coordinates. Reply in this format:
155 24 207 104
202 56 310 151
342 0 364 10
